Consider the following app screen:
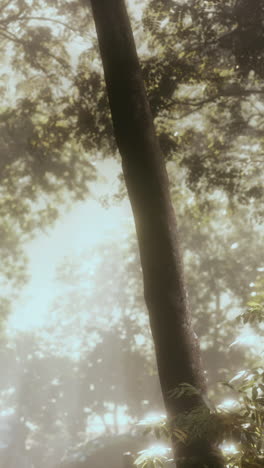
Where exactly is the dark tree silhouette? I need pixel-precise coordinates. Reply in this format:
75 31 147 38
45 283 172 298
219 0 264 75
89 0 225 466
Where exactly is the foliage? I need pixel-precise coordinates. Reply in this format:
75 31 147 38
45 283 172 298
134 372 264 468
2 0 264 216
238 277 264 326
140 0 264 216
134 292 264 468
0 0 97 320
1 0 263 324
219 368 264 468
0 0 263 466
1 225 255 466
135 445 173 468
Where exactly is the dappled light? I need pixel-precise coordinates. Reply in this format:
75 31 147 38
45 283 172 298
0 1 263 468
135 444 172 467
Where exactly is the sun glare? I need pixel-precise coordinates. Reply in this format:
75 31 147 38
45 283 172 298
218 399 240 411
137 412 167 426
220 443 239 455
138 445 171 457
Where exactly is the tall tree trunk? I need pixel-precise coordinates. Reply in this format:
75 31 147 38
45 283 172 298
89 1 224 466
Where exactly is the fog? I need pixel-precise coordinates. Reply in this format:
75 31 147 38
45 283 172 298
1 0 263 467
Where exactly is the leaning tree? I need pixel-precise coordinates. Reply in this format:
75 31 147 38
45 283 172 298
89 1 225 467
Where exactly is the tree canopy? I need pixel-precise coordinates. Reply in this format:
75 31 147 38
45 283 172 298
0 0 263 467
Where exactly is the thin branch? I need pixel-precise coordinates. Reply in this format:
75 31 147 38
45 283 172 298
0 0 13 14
0 28 72 73
173 102 210 120
166 87 264 111
0 8 25 26
221 88 264 97
0 28 23 45
166 95 220 109
13 16 80 33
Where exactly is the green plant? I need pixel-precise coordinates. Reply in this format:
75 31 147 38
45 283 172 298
134 286 264 468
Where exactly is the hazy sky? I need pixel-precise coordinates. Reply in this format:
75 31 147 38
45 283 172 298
8 159 134 331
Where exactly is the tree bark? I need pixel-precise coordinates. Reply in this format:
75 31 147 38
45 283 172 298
89 1 225 466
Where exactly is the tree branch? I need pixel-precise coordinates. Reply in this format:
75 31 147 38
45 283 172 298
12 16 80 33
166 87 264 111
0 27 71 72
0 0 13 14
0 7 25 26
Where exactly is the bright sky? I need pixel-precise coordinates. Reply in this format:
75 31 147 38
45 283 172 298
7 156 263 359
5 0 263 356
6 158 136 434
7 159 134 331
4 2 143 331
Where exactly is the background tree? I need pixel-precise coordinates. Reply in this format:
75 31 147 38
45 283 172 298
0 0 263 466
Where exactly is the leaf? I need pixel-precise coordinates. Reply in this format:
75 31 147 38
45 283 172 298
135 454 147 465
173 428 187 443
156 459 165 468
230 370 247 383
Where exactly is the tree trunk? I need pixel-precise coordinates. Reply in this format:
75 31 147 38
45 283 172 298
89 1 224 466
